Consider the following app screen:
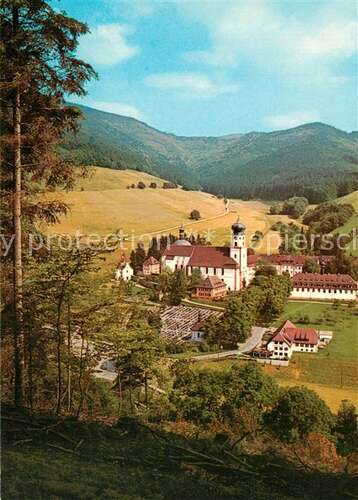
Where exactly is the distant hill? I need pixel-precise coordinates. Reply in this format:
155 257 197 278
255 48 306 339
60 104 358 203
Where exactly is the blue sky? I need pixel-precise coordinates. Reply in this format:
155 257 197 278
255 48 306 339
52 0 357 136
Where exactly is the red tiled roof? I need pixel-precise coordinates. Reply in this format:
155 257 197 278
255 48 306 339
163 245 239 269
197 275 227 289
190 320 207 331
163 246 193 258
143 256 159 266
189 246 238 269
247 254 342 268
248 254 310 267
117 253 129 269
293 273 357 289
271 319 319 346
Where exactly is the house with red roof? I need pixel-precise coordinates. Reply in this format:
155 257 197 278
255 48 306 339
266 320 320 360
193 275 227 300
143 256 160 276
114 254 134 282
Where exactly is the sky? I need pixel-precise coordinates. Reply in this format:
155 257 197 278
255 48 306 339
52 0 357 136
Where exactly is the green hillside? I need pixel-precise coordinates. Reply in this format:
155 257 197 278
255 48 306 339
60 104 358 202
335 191 358 255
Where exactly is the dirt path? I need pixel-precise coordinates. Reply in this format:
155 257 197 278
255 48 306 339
132 199 231 241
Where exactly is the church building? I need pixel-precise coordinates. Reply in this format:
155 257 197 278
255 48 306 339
161 221 249 292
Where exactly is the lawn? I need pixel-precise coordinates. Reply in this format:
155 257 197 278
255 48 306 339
194 301 358 411
335 190 358 255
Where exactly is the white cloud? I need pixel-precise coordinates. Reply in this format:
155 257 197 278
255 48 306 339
300 22 357 58
179 0 356 83
86 100 145 120
145 72 239 97
78 24 138 66
263 111 320 129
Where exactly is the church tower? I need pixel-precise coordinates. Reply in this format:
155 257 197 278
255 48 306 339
230 219 247 284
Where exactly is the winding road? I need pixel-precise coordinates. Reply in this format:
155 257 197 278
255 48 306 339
189 326 266 361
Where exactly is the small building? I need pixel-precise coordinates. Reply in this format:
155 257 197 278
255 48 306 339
319 330 333 345
193 275 227 300
115 255 134 282
266 320 319 360
143 256 160 276
190 313 207 341
291 273 357 301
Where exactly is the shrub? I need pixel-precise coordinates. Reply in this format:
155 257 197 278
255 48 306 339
163 181 177 189
137 181 146 189
265 386 334 443
269 202 282 215
189 209 201 220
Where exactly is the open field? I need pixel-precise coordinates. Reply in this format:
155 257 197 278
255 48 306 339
335 190 358 255
337 190 358 211
41 166 292 268
194 301 358 411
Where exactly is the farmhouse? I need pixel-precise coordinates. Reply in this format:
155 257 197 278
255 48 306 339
193 275 227 300
291 273 357 301
251 319 333 364
114 255 134 282
267 320 319 359
143 256 160 275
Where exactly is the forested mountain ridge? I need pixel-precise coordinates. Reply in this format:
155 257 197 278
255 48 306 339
60 104 358 202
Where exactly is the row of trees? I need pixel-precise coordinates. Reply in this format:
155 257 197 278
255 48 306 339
170 362 357 458
126 181 176 190
0 0 165 414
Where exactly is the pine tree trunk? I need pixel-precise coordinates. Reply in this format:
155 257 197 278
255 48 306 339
66 300 72 413
13 77 25 407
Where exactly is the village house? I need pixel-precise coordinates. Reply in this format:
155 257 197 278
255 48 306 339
190 313 207 341
114 255 134 282
193 275 227 300
267 320 319 359
291 273 357 301
143 256 160 275
252 319 332 364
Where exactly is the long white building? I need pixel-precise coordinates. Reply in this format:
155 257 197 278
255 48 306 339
291 273 357 301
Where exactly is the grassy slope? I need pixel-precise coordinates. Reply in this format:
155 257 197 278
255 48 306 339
42 167 291 269
334 191 358 255
3 406 357 500
195 301 358 411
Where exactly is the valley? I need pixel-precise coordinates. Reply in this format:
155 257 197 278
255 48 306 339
42 166 292 268
60 103 358 203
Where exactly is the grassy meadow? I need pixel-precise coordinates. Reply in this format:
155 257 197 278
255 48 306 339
41 166 291 269
335 191 358 255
